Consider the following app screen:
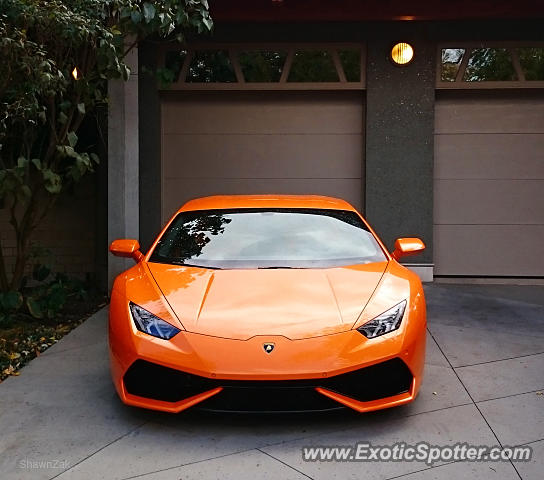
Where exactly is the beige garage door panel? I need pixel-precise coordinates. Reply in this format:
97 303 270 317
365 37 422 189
162 93 363 135
163 134 362 179
435 96 544 134
434 179 544 225
435 134 544 179
161 92 364 222
434 93 544 277
163 178 363 220
434 225 544 277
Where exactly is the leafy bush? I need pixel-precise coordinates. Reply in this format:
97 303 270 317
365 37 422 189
0 259 89 323
25 273 88 320
0 0 213 293
0 291 23 327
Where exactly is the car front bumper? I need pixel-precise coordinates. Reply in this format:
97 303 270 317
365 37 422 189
109 296 426 413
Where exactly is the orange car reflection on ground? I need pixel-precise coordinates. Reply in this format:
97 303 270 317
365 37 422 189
109 195 426 413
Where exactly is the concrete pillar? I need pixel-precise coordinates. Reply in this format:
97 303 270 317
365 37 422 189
365 28 435 281
138 43 162 252
107 45 139 289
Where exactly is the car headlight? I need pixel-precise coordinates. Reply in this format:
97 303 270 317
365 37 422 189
129 302 180 340
357 300 407 339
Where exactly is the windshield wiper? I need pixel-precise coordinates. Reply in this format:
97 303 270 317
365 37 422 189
181 263 223 269
258 266 300 269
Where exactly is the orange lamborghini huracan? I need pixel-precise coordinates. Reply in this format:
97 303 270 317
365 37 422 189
109 195 426 413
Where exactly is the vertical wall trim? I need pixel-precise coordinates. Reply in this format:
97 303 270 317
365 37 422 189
107 45 139 289
365 28 435 276
138 43 162 253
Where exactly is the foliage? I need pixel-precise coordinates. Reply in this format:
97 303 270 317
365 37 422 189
464 48 516 82
0 250 107 380
441 47 544 82
441 48 465 82
25 272 88 321
0 290 23 325
0 0 212 293
186 49 237 82
238 50 287 82
1 325 71 380
518 47 544 81
288 50 338 82
0 285 106 381
0 260 88 325
152 213 232 263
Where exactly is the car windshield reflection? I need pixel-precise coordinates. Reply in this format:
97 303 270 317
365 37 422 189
149 208 387 269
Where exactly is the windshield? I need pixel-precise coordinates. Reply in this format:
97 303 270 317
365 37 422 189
149 208 387 269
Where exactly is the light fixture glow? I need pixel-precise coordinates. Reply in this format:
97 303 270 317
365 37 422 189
72 67 81 80
391 43 414 65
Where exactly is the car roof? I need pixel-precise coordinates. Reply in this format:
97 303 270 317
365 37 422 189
178 195 357 212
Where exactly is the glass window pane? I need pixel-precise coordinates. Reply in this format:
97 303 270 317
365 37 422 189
463 48 517 82
518 47 544 81
150 208 386 269
338 48 361 82
238 50 287 82
288 50 339 82
164 50 187 82
186 50 236 83
441 48 465 82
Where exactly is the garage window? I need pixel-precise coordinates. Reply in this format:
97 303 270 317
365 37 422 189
186 50 237 83
463 48 517 82
288 50 339 82
238 50 287 82
160 44 365 90
438 43 544 88
518 47 544 80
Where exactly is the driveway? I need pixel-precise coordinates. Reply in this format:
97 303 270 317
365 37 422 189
1 284 543 480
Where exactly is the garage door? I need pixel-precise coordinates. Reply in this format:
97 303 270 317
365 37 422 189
161 92 364 222
434 91 544 277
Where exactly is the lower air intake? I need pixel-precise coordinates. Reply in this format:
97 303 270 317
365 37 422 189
123 358 413 411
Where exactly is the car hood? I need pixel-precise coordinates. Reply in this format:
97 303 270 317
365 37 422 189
146 261 388 340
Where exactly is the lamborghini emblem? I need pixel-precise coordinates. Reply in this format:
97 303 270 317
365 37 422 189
263 343 275 354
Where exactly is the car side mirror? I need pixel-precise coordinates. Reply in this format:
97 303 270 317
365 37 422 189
109 239 143 263
392 237 425 261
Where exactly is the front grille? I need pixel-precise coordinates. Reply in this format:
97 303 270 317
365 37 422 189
123 358 413 411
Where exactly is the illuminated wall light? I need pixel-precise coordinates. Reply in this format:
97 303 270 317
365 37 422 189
72 67 81 80
391 43 414 65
